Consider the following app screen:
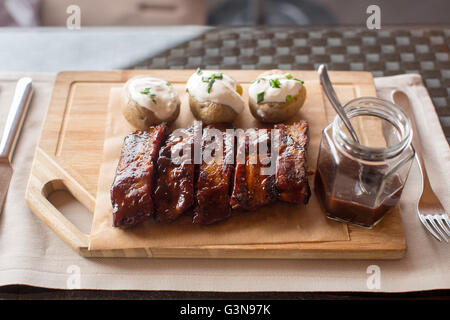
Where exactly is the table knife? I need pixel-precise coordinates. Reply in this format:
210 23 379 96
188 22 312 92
0 77 33 214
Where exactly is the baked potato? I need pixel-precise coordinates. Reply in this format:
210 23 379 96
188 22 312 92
248 70 307 123
186 69 245 124
121 76 180 129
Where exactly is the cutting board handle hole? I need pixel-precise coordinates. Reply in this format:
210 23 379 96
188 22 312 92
42 180 92 235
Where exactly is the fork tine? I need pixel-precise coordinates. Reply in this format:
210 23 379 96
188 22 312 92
436 219 450 237
419 215 443 242
427 216 448 243
443 214 450 228
437 218 450 237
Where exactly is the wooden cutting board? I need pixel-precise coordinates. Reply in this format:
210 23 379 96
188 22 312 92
25 70 406 259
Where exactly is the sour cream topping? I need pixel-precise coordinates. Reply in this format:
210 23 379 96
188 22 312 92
248 73 303 105
128 76 180 120
186 70 245 114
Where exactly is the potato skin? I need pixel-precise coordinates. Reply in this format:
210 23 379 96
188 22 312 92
249 84 307 123
121 83 180 130
189 95 238 124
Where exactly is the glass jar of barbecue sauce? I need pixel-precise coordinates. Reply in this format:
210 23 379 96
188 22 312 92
315 97 415 228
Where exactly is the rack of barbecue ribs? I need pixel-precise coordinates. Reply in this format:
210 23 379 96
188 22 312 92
230 128 278 211
193 125 235 225
110 124 168 228
154 125 196 222
275 121 311 204
111 121 311 227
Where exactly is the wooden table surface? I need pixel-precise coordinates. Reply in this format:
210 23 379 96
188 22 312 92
1 285 449 300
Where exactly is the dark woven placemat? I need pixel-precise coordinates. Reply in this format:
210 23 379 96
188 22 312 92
130 25 450 144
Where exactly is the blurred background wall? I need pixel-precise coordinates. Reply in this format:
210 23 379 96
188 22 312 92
40 0 207 26
1 0 449 27
208 0 450 25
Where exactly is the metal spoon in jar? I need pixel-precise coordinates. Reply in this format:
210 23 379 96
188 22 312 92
318 64 360 143
317 64 371 194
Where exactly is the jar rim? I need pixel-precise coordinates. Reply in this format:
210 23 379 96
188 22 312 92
332 96 413 161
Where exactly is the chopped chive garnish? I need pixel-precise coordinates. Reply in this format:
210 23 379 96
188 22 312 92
196 67 202 75
211 72 223 80
140 87 157 104
293 78 304 84
150 94 157 105
285 95 292 103
201 72 223 93
166 82 171 86
140 87 150 95
269 78 281 88
257 91 264 104
285 73 293 79
251 77 265 83
207 79 215 93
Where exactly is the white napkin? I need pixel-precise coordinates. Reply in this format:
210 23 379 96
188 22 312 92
0 73 448 292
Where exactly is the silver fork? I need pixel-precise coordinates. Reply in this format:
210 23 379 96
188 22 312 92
392 90 450 242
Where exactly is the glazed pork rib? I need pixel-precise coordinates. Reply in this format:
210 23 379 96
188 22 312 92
111 124 168 228
154 125 196 222
230 129 278 211
193 125 234 225
275 121 311 204
111 121 311 227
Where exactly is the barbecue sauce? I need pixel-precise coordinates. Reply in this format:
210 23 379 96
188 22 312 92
314 159 404 228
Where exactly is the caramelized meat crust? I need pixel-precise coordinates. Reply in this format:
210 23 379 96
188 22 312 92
193 125 234 225
111 124 168 228
275 121 311 204
154 125 196 222
111 121 311 228
230 129 278 210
